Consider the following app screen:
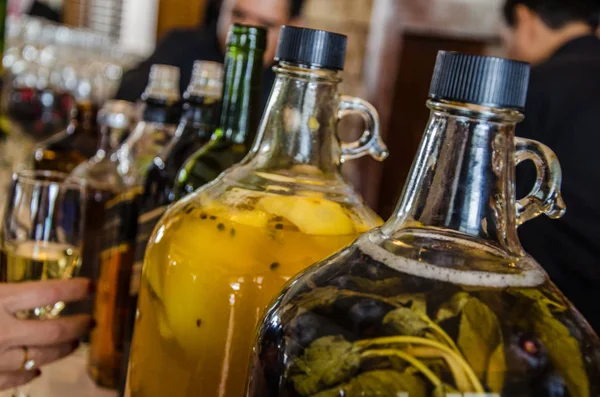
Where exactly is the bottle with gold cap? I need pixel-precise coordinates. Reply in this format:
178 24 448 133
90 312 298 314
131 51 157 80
126 25 388 397
88 65 181 389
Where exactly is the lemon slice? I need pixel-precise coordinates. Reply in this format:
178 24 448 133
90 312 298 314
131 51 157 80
257 195 354 236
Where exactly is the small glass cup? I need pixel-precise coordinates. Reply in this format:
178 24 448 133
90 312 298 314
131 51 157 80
0 170 86 319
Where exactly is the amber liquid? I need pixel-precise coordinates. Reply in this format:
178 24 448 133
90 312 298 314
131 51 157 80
0 241 81 318
89 189 140 389
248 242 600 397
127 189 379 397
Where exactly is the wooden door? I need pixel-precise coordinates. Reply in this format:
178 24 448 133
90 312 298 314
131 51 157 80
360 0 502 216
156 0 207 39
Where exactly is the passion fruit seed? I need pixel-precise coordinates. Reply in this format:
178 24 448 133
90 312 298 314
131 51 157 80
230 228 236 237
217 223 226 231
270 262 280 271
209 215 217 220
196 319 202 328
275 223 284 230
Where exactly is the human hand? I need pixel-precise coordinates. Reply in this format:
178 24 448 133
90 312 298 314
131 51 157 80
0 278 93 390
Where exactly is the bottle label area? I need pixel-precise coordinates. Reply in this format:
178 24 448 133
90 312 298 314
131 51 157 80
91 188 141 386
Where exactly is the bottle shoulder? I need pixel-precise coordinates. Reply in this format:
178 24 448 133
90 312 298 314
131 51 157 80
164 164 382 238
71 156 127 192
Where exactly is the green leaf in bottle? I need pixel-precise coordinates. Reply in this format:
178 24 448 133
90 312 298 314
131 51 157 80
313 370 427 397
435 292 471 322
383 307 429 336
456 297 504 384
290 336 361 396
486 343 506 393
531 301 589 397
508 287 567 312
297 287 340 311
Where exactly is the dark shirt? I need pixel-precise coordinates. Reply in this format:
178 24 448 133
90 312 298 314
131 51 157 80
516 35 600 332
28 1 61 23
115 24 276 115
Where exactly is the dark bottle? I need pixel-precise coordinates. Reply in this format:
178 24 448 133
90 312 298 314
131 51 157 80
33 95 100 174
88 65 181 390
67 100 136 336
247 52 600 396
137 60 223 249
172 25 265 200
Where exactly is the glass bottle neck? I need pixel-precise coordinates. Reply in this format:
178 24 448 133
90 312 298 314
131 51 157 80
216 41 263 146
70 102 99 134
383 100 526 255
97 125 128 157
179 96 220 139
142 99 181 125
245 63 343 177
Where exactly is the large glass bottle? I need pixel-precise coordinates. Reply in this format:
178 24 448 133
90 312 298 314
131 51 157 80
247 52 600 397
172 28 263 200
89 65 181 390
126 26 388 397
67 100 135 330
33 95 100 174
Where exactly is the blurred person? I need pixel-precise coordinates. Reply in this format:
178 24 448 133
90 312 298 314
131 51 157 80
503 0 600 331
0 279 93 390
115 0 305 112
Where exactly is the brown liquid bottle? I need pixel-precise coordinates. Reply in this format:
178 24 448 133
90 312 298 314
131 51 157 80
33 97 100 174
67 100 136 339
88 65 181 390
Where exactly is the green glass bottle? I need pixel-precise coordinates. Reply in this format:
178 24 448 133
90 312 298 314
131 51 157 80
172 24 266 199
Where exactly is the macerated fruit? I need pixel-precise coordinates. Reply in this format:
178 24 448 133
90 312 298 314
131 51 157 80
257 195 354 236
229 210 269 228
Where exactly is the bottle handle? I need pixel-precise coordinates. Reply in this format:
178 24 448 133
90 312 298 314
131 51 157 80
338 95 389 162
514 137 566 225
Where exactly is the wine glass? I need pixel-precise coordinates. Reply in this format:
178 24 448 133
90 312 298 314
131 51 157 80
0 170 86 397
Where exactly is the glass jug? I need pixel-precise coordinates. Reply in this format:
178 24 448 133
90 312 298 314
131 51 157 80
247 52 600 397
126 26 388 397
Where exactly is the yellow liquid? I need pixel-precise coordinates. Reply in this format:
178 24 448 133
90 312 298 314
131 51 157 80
128 191 379 397
0 241 81 318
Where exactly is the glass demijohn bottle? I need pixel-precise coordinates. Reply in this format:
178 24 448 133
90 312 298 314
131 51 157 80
247 52 600 397
126 26 388 397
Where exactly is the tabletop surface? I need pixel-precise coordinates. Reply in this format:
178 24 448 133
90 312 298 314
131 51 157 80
0 346 117 397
